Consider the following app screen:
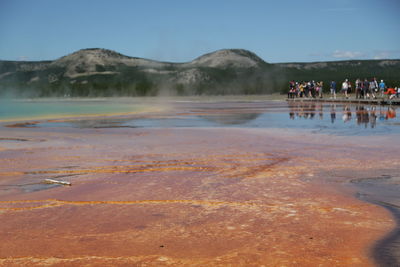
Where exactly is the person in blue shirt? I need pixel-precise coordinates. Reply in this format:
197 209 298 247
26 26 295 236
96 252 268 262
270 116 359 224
330 81 336 99
379 80 386 97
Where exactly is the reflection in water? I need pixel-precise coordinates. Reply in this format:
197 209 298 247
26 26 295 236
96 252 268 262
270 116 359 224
331 104 336 124
370 107 377 128
319 104 323 120
356 106 369 128
8 101 399 135
289 102 397 129
200 113 260 125
342 105 352 123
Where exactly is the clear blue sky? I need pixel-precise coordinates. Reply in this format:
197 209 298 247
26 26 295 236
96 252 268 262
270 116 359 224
0 0 399 63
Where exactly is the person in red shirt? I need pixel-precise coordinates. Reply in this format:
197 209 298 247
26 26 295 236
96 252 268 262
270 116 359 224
384 87 396 99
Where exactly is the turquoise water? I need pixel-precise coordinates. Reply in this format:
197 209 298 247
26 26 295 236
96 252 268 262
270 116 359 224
0 99 141 121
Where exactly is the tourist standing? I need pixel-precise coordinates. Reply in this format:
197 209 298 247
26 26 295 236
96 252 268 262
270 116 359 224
316 81 323 98
355 79 362 99
304 82 310 98
341 79 349 99
295 82 300 97
306 81 311 98
330 80 336 99
288 81 295 98
369 78 377 99
363 79 369 99
310 81 315 98
299 82 304 97
373 78 379 94
379 80 386 97
348 81 352 95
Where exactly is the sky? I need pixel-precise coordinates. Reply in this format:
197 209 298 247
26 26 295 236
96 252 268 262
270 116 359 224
0 0 399 63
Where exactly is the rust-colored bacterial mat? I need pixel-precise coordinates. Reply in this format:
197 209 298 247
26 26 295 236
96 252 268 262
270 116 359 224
0 100 399 266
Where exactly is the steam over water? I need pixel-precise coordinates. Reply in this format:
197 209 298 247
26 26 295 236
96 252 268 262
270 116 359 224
0 99 144 121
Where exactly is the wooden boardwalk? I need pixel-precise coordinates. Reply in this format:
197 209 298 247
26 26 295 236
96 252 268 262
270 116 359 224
287 97 400 105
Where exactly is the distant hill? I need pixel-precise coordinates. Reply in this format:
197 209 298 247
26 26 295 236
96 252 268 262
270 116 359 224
0 48 399 97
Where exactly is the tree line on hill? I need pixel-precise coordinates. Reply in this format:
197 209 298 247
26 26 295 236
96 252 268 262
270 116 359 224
0 48 399 97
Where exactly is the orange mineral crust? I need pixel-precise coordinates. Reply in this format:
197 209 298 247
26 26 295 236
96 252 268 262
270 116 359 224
0 124 397 266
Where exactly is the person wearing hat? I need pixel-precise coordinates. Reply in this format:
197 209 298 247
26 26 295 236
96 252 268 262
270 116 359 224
379 79 386 97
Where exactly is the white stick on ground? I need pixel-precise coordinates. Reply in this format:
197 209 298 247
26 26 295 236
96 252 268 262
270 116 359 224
43 179 72 186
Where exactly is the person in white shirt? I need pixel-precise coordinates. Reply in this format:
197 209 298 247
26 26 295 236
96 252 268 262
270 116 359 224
341 79 349 99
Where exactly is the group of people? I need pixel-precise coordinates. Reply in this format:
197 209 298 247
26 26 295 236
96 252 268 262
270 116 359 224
288 78 400 100
288 80 324 99
331 78 399 100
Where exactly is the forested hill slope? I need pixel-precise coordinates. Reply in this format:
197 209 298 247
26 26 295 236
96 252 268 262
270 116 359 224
0 48 399 97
